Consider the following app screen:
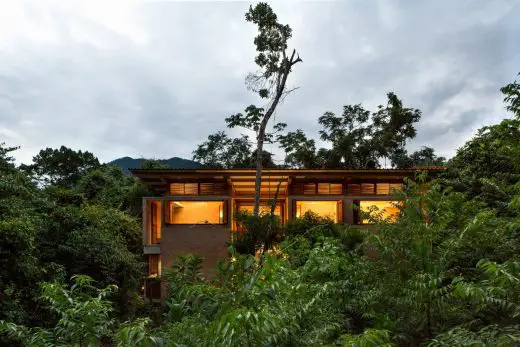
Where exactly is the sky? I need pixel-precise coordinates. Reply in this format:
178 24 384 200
1 0 519 165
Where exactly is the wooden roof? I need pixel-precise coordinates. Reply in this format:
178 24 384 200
130 167 444 195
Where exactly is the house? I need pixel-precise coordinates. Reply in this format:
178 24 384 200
130 167 444 300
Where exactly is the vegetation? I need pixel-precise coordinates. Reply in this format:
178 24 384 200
194 4 445 173
0 142 151 340
225 2 302 215
0 2 519 346
2 70 519 344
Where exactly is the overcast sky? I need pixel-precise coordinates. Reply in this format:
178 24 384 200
1 0 518 165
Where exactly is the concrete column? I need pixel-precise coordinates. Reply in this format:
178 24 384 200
142 199 149 244
227 198 232 226
345 198 354 225
287 197 294 221
342 197 349 224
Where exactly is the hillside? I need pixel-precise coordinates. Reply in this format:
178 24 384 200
109 156 201 174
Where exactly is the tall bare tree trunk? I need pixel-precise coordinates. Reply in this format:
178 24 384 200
252 50 301 217
253 127 266 217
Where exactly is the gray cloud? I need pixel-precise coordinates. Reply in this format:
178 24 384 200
0 0 518 164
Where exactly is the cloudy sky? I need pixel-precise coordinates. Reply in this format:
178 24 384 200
1 0 518 165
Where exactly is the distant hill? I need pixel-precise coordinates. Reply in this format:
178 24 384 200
109 156 201 174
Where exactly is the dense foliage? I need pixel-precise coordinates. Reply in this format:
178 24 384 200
0 2 518 344
0 144 151 340
3 80 519 344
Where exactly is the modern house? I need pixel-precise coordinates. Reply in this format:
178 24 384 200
130 167 443 300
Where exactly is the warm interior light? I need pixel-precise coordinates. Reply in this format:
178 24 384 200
359 200 400 224
295 200 338 222
170 201 225 224
237 203 281 216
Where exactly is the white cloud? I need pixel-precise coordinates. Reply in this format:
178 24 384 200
0 0 518 165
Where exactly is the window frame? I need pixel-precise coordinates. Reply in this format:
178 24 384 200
293 199 343 223
148 254 161 277
353 199 401 225
164 200 228 226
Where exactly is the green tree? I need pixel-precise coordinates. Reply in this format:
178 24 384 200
0 276 161 347
318 93 421 168
0 143 43 325
76 165 149 217
501 72 520 117
140 159 169 170
391 146 446 169
20 146 100 187
277 130 319 168
443 118 520 210
193 131 252 168
226 2 302 216
37 203 144 318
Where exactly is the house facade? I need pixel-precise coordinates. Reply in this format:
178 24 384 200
130 167 443 300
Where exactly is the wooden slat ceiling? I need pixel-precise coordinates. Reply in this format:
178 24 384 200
129 168 444 194
229 175 289 195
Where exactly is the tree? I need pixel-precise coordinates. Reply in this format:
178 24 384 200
277 130 319 168
501 72 519 117
20 146 100 187
192 132 252 168
226 3 302 216
0 276 161 347
0 143 19 171
140 159 169 170
443 118 520 210
391 146 446 169
0 144 45 326
318 93 421 168
193 131 279 169
38 203 143 286
76 165 149 217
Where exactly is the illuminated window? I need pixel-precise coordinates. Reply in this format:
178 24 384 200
147 200 162 244
235 203 284 232
166 201 226 225
237 203 282 216
148 254 161 277
295 201 340 223
356 200 400 224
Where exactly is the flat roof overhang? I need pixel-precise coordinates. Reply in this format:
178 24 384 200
129 167 445 195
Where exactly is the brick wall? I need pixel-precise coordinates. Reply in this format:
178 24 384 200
160 224 229 279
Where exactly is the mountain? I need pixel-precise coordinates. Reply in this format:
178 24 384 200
109 156 201 174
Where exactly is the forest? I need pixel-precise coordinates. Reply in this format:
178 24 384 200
1 2 520 346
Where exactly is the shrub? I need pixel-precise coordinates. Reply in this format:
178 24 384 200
231 210 283 255
285 211 334 238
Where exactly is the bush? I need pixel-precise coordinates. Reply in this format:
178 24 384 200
285 211 334 239
279 235 312 268
333 224 366 253
231 210 283 255
163 254 205 296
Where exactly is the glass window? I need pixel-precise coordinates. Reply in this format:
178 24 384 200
358 200 400 224
237 203 282 216
148 200 162 244
167 201 226 225
295 200 340 223
148 254 161 277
